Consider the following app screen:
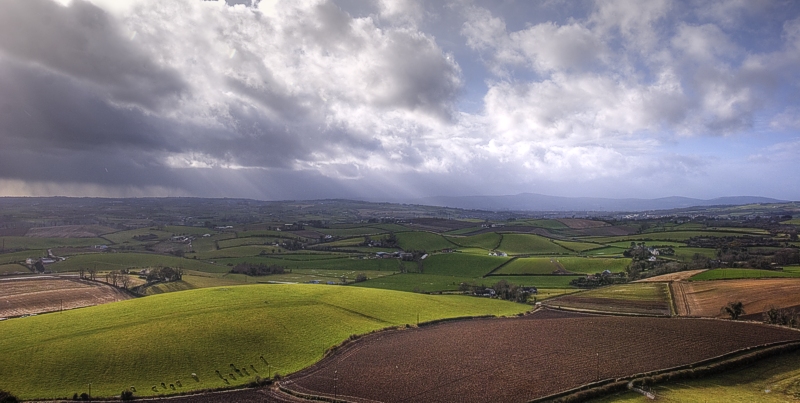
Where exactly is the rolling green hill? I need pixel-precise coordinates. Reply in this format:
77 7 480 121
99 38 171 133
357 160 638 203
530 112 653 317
0 284 528 400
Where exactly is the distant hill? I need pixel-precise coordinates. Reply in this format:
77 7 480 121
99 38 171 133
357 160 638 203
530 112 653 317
412 194 788 212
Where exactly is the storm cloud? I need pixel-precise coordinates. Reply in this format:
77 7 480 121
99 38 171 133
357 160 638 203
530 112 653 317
0 0 799 201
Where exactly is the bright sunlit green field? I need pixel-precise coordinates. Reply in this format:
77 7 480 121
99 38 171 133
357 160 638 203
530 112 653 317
0 284 528 399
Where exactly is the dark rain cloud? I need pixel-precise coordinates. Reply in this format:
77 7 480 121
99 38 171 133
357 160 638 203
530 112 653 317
0 0 185 110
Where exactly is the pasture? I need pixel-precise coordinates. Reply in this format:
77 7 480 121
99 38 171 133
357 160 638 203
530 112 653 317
445 232 502 250
0 284 528 399
497 234 572 255
395 231 457 252
47 253 226 273
495 257 630 275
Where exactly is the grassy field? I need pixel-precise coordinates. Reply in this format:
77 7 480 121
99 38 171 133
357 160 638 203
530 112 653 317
671 247 718 261
216 237 281 249
0 236 107 249
593 348 800 403
546 283 672 315
0 284 528 399
312 227 389 237
495 257 560 275
422 253 508 277
445 232 502 250
579 283 668 300
0 263 29 275
213 256 401 272
141 272 247 294
354 273 479 293
48 253 226 273
582 246 627 257
101 228 174 245
0 250 46 264
552 240 604 252
488 275 582 288
497 234 572 255
588 231 750 243
690 268 800 281
605 241 687 248
495 257 630 275
395 231 458 252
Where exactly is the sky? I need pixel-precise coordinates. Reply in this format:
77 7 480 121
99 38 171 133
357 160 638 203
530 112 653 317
1 0 799 202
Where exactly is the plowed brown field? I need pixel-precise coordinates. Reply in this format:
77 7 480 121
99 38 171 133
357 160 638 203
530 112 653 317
0 277 131 317
676 278 800 318
281 310 800 403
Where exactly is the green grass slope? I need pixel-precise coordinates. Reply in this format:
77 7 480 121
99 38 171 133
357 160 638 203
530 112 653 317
0 284 528 400
497 234 572 255
395 231 457 252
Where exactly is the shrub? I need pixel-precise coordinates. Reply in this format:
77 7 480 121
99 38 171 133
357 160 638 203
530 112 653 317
121 390 134 401
80 393 89 401
0 389 19 403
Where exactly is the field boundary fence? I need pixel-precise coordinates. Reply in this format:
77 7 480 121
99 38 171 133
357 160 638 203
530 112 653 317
530 340 800 403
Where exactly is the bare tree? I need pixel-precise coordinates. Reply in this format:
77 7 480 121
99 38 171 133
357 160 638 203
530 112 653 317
119 274 131 290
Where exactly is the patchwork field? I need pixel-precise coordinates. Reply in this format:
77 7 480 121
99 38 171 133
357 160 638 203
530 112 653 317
282 309 800 403
544 283 672 316
0 284 528 399
0 276 132 317
25 225 117 238
497 234 572 255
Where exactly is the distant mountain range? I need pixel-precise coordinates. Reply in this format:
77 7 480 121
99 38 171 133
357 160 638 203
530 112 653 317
411 194 788 212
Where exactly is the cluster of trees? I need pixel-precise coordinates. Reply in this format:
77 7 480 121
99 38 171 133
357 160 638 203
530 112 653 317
716 247 799 269
622 242 674 260
280 239 304 251
459 280 533 303
133 233 158 241
763 306 798 328
687 235 779 249
626 261 688 280
146 266 183 283
397 250 425 274
361 233 398 248
570 271 628 287
492 280 533 303
229 263 286 276
105 270 132 289
79 267 98 280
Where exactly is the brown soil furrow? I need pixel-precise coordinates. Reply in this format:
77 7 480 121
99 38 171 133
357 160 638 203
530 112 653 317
282 311 800 403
